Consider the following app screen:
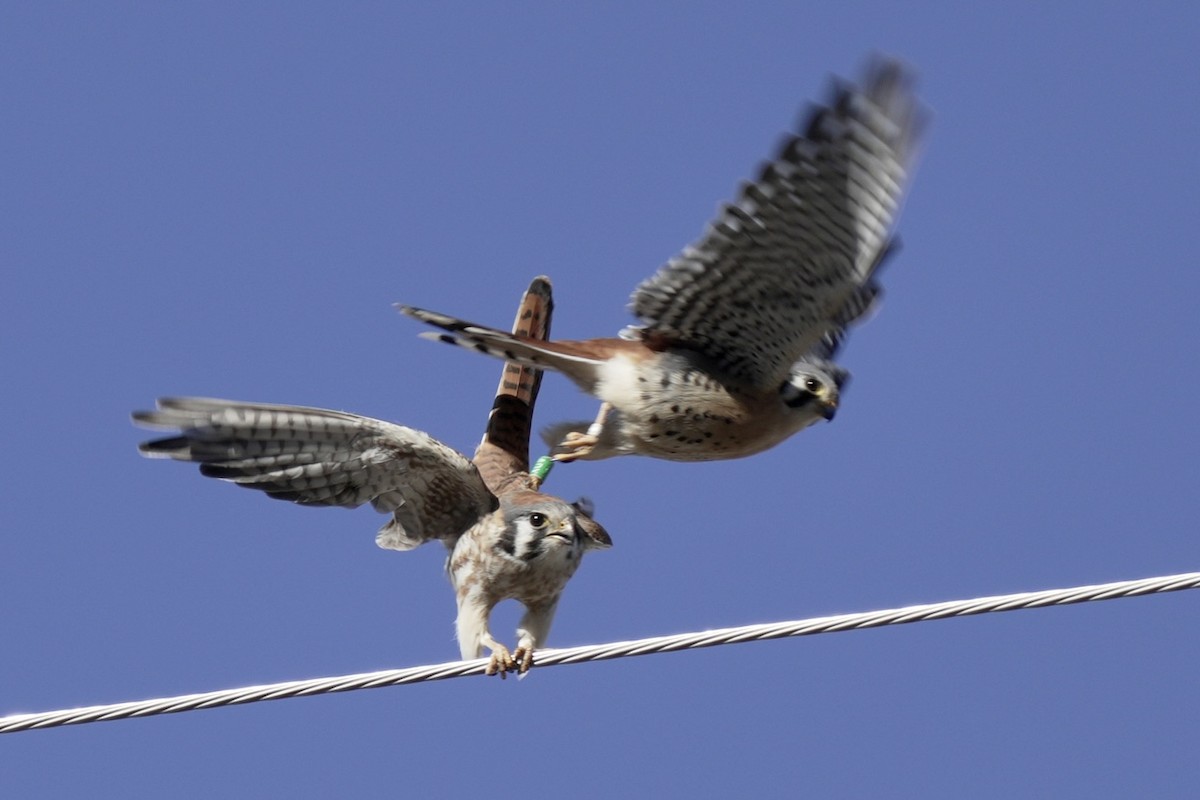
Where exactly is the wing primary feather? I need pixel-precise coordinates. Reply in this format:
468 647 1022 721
132 397 496 547
627 57 925 390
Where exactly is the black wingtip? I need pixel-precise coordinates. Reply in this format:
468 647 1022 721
527 275 553 296
138 436 190 456
862 55 912 100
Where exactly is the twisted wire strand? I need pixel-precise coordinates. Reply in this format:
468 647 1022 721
3 570 1197 734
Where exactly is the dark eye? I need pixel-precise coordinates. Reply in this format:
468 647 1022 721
804 377 821 392
528 513 548 529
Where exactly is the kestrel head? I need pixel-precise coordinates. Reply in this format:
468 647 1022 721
781 361 846 422
497 493 612 565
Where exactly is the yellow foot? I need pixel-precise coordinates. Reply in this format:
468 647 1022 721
512 646 535 675
551 431 598 462
486 645 516 678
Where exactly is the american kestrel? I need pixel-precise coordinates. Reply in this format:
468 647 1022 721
400 59 924 462
134 278 610 676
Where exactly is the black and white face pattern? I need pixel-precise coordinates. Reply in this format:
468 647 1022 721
780 363 844 420
495 497 602 564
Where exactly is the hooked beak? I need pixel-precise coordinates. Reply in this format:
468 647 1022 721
819 400 838 422
546 519 575 542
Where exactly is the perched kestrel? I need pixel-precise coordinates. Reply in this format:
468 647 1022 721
400 59 924 462
134 278 610 676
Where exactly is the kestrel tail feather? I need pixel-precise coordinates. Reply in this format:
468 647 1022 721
471 277 556 492
401 307 608 377
495 276 553 413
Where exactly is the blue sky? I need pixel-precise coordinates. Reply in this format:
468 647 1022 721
3 2 1198 797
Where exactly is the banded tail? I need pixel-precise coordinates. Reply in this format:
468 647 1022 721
397 305 608 386
474 278 552 488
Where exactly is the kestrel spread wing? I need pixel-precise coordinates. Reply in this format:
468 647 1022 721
134 397 496 551
626 58 923 389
